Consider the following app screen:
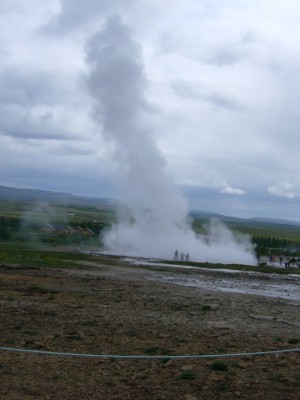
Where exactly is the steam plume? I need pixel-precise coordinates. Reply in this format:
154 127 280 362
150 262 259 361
85 16 256 265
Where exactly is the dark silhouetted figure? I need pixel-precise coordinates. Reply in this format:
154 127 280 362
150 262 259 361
174 250 178 261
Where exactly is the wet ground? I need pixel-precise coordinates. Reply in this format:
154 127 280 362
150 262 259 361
1 254 300 399
127 257 300 302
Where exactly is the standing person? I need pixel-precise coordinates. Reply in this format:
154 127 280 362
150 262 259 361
271 255 276 265
279 256 283 266
174 250 178 261
180 252 184 261
186 253 190 262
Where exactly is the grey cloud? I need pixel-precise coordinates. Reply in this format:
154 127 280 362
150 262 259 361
0 163 116 199
203 29 263 67
42 0 132 34
208 49 242 66
0 68 63 106
172 81 245 112
206 31 256 66
181 184 300 221
2 0 300 225
0 65 85 141
0 106 78 141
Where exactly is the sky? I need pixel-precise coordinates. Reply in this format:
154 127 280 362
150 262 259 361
1 0 300 221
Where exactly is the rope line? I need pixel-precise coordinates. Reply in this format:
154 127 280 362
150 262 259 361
0 346 299 359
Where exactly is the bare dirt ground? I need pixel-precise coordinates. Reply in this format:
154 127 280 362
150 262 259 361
0 255 300 399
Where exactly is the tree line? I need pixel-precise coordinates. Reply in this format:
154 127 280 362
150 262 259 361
252 235 300 256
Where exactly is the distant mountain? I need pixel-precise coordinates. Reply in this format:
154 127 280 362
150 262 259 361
0 185 116 208
189 209 221 218
190 209 300 227
249 217 300 227
190 210 247 222
1 185 300 227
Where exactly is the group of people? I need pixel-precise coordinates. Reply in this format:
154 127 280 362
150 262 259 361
269 255 286 267
174 249 190 262
258 254 300 268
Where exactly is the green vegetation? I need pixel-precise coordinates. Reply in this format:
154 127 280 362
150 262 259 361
0 199 116 222
288 338 300 345
2 198 300 272
0 242 96 269
178 371 197 380
252 235 300 256
209 361 228 372
201 304 213 311
0 198 116 248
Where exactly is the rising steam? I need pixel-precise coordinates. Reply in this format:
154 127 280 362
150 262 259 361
84 16 256 265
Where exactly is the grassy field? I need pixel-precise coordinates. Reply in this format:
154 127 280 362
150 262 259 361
228 221 300 242
0 242 91 269
2 199 300 258
1 242 300 276
2 199 300 238
0 199 116 223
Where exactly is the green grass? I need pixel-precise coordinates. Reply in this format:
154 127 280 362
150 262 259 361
0 200 116 223
209 361 228 372
202 304 213 311
0 242 96 269
1 241 300 276
288 338 300 345
178 371 196 380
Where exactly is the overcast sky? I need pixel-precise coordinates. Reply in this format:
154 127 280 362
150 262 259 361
1 0 300 220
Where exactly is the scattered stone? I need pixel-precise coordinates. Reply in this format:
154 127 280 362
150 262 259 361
164 360 174 367
249 314 274 321
158 333 171 338
181 365 194 371
184 395 197 400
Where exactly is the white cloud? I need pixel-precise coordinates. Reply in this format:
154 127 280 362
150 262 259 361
268 181 298 199
219 186 246 196
178 177 246 197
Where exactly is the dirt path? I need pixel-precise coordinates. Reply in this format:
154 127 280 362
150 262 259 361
0 256 299 399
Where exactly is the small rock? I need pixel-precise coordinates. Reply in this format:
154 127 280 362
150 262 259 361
181 365 194 371
164 360 174 367
184 395 197 400
158 333 171 338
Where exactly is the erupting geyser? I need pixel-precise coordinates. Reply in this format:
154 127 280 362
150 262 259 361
84 16 256 265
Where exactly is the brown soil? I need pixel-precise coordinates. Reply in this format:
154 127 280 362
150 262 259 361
0 256 299 399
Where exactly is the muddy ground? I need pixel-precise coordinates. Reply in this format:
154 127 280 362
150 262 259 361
0 255 300 399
